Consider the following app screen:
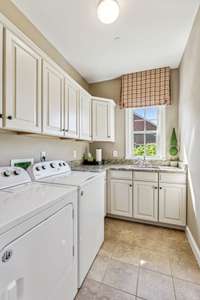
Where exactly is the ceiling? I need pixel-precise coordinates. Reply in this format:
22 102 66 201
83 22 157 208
12 0 200 83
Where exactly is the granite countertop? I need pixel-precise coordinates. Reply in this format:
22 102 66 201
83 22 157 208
71 164 186 174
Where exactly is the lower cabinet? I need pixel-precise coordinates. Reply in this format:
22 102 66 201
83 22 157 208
110 179 133 217
159 184 186 226
108 170 186 227
133 181 158 222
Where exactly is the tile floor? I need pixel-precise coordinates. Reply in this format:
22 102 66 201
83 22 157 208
76 218 200 300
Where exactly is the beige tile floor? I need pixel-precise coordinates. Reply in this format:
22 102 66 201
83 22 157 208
76 218 200 300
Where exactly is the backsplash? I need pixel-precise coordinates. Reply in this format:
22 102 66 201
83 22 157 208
0 131 89 166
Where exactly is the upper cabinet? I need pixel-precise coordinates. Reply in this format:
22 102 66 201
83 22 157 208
5 29 42 133
0 23 3 128
43 60 64 136
64 78 79 139
92 97 115 142
79 89 91 140
0 18 113 142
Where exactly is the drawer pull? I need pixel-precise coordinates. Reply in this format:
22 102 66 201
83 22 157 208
7 115 13 120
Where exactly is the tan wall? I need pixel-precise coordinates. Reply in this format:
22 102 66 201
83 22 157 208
179 8 200 248
0 131 88 165
0 0 89 91
89 69 179 160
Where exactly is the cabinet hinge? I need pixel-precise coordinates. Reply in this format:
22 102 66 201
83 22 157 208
72 245 75 257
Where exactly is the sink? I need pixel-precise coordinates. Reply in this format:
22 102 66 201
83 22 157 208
133 165 159 170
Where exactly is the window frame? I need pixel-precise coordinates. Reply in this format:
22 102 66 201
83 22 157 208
125 106 166 160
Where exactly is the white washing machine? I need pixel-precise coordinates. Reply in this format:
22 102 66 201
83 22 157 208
28 160 105 287
0 166 78 300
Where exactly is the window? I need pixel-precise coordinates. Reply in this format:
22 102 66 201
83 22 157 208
126 106 166 159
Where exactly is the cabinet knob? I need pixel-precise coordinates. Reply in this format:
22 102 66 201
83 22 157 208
159 187 163 190
129 184 132 187
0 113 4 119
7 115 12 120
80 191 84 196
153 186 158 190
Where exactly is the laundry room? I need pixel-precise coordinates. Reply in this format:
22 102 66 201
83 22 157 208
1 1 200 299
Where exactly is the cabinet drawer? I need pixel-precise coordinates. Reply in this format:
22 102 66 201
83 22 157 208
159 173 186 184
109 170 132 180
133 171 158 182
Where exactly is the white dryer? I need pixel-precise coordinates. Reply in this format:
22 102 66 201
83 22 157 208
0 166 78 300
28 160 105 287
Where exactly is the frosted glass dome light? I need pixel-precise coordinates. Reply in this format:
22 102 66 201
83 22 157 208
97 0 120 24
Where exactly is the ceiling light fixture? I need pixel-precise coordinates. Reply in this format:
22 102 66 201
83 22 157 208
97 0 120 24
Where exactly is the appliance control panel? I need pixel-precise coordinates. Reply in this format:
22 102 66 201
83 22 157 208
28 160 71 180
0 167 31 190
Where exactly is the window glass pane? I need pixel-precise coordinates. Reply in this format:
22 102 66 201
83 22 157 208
134 145 145 156
133 134 145 156
145 107 158 120
145 107 158 131
146 133 156 144
146 120 157 131
146 133 157 156
146 144 157 156
134 134 144 144
134 120 144 131
133 108 145 120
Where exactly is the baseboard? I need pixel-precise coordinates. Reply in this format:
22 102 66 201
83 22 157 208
186 226 200 266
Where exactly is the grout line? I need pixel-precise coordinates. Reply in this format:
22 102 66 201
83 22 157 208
171 275 177 300
136 257 141 297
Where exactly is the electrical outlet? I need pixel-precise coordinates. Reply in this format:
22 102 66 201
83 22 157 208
40 151 46 162
113 150 118 158
73 150 77 159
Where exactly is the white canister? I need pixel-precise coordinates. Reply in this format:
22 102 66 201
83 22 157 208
96 149 102 163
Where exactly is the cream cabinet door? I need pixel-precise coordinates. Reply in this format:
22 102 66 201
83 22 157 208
92 98 115 142
0 23 3 128
92 100 109 141
64 78 79 138
43 61 64 136
110 179 133 217
107 102 115 142
5 29 42 132
79 90 91 140
134 181 158 222
159 184 186 226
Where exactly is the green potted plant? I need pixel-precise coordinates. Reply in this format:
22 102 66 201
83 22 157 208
169 128 179 167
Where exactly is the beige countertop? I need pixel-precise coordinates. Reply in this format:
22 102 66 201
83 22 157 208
71 164 186 174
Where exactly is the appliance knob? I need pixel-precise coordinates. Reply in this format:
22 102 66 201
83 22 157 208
3 170 11 177
36 166 41 172
63 162 66 166
2 250 13 263
50 163 56 168
42 165 46 170
59 163 62 167
13 169 21 176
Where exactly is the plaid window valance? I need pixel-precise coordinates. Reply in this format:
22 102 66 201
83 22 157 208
120 67 171 108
